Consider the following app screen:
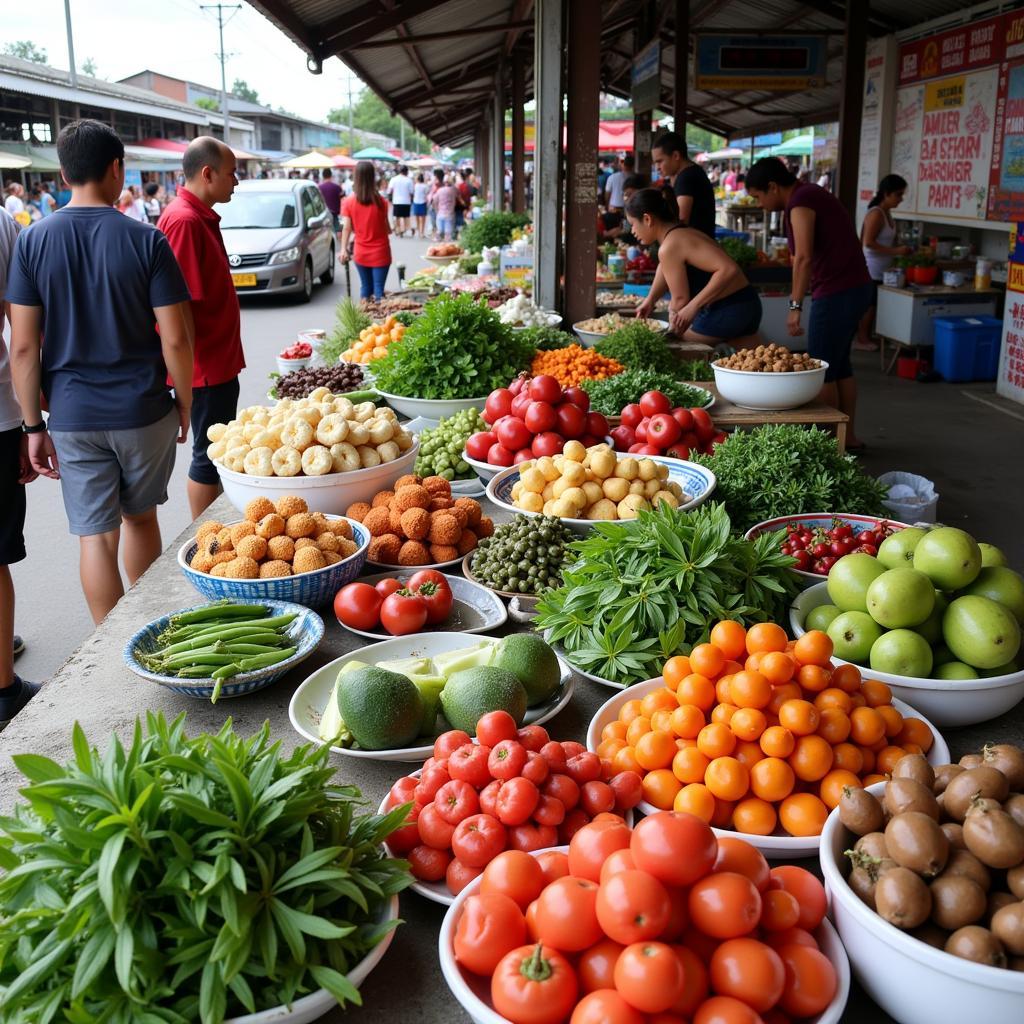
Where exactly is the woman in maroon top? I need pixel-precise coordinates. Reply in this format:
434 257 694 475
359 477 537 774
746 158 873 450
340 160 392 301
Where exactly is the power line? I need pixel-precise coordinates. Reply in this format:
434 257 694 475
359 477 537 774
200 4 241 139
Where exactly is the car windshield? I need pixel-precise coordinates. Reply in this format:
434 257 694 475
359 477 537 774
216 192 297 229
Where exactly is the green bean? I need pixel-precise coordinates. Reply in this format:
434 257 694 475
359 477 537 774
238 648 297 671
170 602 268 626
175 665 219 679
211 663 242 679
218 643 289 655
187 613 297 634
157 652 240 670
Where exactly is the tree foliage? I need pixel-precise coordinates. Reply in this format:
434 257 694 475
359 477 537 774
232 78 260 103
80 57 98 76
326 89 431 152
195 97 220 112
3 40 47 63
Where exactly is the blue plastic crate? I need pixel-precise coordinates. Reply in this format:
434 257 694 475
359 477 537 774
932 315 1002 382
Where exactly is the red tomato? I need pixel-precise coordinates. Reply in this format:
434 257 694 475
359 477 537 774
454 892 527 975
535 849 570 885
410 580 453 625
609 771 643 811
610 425 637 451
710 938 785 1013
777 943 838 1017
596 869 671 944
446 857 483 896
556 402 587 439
577 939 626 993
477 710 519 747
661 886 690 941
630 812 718 888
479 779 502 817
488 739 528 780
517 724 550 751
762 926 818 951
529 374 563 404
510 392 533 419
387 805 421 854
491 944 578 1024
374 578 403 599
563 385 591 411
496 415 534 451
566 752 602 785
333 582 383 630
387 775 418 809
380 591 428 635
533 794 566 827
581 780 615 816
647 413 681 448
759 889 801 932
408 843 451 881
484 388 514 423
599 847 636 883
639 391 672 416
488 442 516 466
688 872 762 940
561 740 586 758
416 802 456 849
481 850 546 910
524 400 558 434
613 941 684 1014
522 751 550 786
509 374 529 396
434 779 480 825
542 773 580 810
514 448 534 464
634 421 649 443
558 808 592 845
768 866 827 931
408 568 448 591
571 989 643 1024
671 945 710 1016
531 431 565 458
586 411 610 437
466 430 498 460
620 403 644 428
635 444 662 456
671 408 694 432
691 407 715 443
665 444 691 461
568 818 632 883
434 730 472 761
449 743 492 789
693 995 763 1024
713 837 770 893
414 763 450 805
535 876 603 951
496 777 541 826
452 813 507 868
539 741 568 772
508 822 558 852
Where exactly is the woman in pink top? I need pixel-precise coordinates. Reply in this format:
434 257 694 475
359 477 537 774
431 176 458 240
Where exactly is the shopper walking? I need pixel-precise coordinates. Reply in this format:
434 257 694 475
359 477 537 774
8 119 194 625
388 165 414 237
158 136 245 520
319 167 343 236
427 167 443 239
746 157 872 450
432 174 459 242
340 159 392 301
412 172 429 238
3 183 25 219
455 167 473 236
143 182 162 224
604 156 634 213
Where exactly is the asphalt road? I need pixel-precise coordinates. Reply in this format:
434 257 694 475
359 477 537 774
12 233 421 686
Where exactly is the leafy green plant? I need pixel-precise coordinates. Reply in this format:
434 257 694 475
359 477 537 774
594 322 677 374
719 238 758 267
581 369 713 415
517 325 578 352
459 212 530 252
0 714 411 1024
534 503 798 685
677 358 715 382
693 425 890 535
318 298 371 365
370 291 535 399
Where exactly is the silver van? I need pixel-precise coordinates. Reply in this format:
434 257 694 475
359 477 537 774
216 179 335 302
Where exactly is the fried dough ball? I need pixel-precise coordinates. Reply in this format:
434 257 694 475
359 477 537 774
190 551 215 573
293 546 327 574
234 534 268 561
224 556 260 580
423 476 452 498
329 442 360 473
267 535 295 561
280 417 315 450
243 446 275 477
294 537 317 551
430 545 459 562
363 507 394 537
275 495 308 518
315 413 348 446
259 560 292 578
368 534 402 564
215 526 234 548
477 516 495 538
345 501 371 523
428 513 461 546
400 507 430 541
310 512 330 532
209 550 235 567
453 498 482 528
337 537 358 558
456 529 478 555
195 520 223 544
429 497 454 512
393 485 431 512
229 521 257 546
210 562 230 577
285 513 317 539
448 506 469 530
330 518 353 540
372 490 396 509
397 540 431 566
301 445 334 476
388 505 405 534
256 513 286 540
271 446 302 477
316 531 340 553
394 473 423 490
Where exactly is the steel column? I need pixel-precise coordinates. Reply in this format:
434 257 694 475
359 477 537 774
674 0 688 136
633 1 657 178
493 71 505 210
511 59 526 213
836 0 867 215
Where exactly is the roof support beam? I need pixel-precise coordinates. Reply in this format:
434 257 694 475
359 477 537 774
533 0 564 311
317 0 441 55
504 0 535 57
390 54 499 109
836 0 866 215
350 21 534 47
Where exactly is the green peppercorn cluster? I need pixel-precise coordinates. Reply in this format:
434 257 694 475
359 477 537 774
471 515 575 594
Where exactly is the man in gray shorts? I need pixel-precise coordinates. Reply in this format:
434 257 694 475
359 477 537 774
8 120 193 624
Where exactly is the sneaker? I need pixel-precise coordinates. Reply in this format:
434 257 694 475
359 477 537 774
0 676 40 730
12 634 24 657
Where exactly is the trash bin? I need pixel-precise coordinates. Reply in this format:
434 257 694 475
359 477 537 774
878 471 939 524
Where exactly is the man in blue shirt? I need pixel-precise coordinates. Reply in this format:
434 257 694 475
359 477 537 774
8 119 194 625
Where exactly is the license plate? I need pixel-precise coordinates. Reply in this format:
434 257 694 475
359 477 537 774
232 273 257 287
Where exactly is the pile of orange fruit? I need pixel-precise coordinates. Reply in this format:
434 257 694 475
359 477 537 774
595 620 934 839
341 316 406 363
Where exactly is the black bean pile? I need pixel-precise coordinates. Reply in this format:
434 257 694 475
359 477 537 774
274 363 365 400
470 514 575 595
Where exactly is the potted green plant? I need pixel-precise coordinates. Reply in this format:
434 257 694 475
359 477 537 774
907 252 938 285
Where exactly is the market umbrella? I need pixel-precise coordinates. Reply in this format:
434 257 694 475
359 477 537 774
704 147 744 160
282 150 336 169
693 152 710 163
0 150 31 169
353 147 398 162
332 154 358 168
770 134 814 157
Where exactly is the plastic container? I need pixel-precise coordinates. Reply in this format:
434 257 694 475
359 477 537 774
975 256 992 289
933 315 1001 382
897 356 929 379
878 470 938 523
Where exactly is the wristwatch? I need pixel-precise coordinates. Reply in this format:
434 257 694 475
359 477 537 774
21 420 47 434
788 300 803 312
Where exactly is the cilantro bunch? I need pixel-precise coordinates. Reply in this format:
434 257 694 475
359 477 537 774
594 322 677 374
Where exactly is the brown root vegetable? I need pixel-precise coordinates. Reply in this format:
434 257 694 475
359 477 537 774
840 786 885 836
983 744 1024 790
941 822 966 851
855 832 889 860
875 867 932 929
960 754 984 770
885 777 940 821
943 766 1011 822
848 865 878 908
945 925 1007 967
940 849 991 892
911 923 951 950
934 763 965 795
929 875 987 930
893 752 936 791
988 891 1018 923
1009 864 1024 900
963 803 1024 869
1005 794 1024 829
886 811 950 878
991 902 1024 955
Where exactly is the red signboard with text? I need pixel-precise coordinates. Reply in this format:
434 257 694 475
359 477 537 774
899 15 1004 84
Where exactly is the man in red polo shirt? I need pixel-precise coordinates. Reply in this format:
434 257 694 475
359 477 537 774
158 137 245 517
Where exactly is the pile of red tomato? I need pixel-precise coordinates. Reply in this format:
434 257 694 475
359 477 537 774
334 569 453 636
451 812 839 1024
466 375 611 468
609 390 727 459
778 519 901 576
385 711 643 894
278 340 313 359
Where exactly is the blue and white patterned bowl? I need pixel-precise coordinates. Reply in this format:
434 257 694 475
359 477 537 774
485 454 716 534
178 517 370 608
124 599 324 699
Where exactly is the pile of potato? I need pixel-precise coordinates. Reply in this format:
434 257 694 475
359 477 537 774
206 389 415 478
509 441 687 521
715 344 820 373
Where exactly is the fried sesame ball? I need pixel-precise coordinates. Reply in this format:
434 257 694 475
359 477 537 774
316 531 340 553
397 540 431 566
209 550 235 567
477 515 495 538
215 527 234 549
453 498 482 528
429 497 454 512
267 535 295 561
322 551 343 565
210 562 230 577
371 489 395 509
448 506 469 530
235 534 268 561
196 520 223 543
330 518 353 539
275 495 308 518
393 473 423 490
293 546 327 574
388 505 406 534
223 556 260 579
256 513 286 539
422 476 452 498
362 506 393 537
285 512 317 539
229 521 257 546
245 497 276 523
337 537 358 558
368 534 402 564
428 513 461 546
429 544 459 563
259 559 292 578
393 484 431 512
400 507 430 541
294 537 318 551
190 551 215 573
456 529 478 555
345 501 372 523
309 512 330 533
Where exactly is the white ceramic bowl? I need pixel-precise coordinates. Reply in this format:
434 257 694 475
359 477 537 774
276 355 312 376
439 846 850 1024
462 450 503 483
820 782 1024 1024
375 389 489 422
572 318 668 348
712 360 828 411
791 582 1024 727
485 455 716 535
423 251 462 264
214 440 418 516
223 893 399 1023
586 676 949 859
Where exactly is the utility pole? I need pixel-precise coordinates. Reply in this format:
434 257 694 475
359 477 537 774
348 73 355 154
201 4 241 141
64 0 77 87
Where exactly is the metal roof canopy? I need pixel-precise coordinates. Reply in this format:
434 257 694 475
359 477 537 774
245 0 1004 147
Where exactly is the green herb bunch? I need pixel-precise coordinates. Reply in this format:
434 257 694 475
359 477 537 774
370 291 535 399
318 298 372 365
677 358 715 382
581 369 713 415
594 322 677 374
534 502 798 686
719 238 757 267
517 325 578 352
0 714 411 1024
693 425 890 535
459 211 531 252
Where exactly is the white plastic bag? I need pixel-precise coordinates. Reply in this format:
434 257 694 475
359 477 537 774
878 471 939 524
